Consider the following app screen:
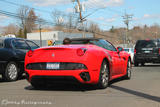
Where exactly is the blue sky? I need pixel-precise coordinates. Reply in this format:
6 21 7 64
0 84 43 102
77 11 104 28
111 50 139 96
0 0 160 30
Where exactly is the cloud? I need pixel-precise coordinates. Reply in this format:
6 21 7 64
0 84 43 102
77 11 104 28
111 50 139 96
143 14 151 18
134 14 160 21
107 0 124 7
84 0 124 9
132 17 139 21
28 0 124 8
28 0 71 6
0 14 8 21
106 17 116 23
143 14 160 19
128 6 135 10
97 14 119 23
66 8 74 13
97 16 105 21
97 17 116 23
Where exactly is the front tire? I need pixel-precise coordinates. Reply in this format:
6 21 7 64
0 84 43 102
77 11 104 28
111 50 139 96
3 62 18 81
98 61 109 89
125 59 132 79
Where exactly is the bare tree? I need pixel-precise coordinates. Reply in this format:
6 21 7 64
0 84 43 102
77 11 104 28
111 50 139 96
52 9 64 27
26 9 37 32
88 22 100 33
18 6 29 30
65 13 78 32
52 9 79 31
2 24 18 35
17 6 38 38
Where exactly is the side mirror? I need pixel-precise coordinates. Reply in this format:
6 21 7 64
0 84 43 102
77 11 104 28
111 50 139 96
117 47 124 52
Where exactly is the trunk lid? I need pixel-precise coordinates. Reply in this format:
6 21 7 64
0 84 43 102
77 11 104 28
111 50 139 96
31 45 88 62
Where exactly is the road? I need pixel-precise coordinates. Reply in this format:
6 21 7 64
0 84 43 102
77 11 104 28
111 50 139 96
0 64 160 107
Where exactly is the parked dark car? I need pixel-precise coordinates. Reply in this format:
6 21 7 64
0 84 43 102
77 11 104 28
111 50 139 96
134 39 160 66
0 37 39 81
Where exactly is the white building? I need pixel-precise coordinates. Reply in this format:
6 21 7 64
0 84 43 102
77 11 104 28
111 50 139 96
4 34 16 38
27 31 93 46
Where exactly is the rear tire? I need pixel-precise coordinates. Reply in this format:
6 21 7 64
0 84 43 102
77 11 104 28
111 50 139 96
134 61 139 67
141 63 145 66
98 60 109 89
3 62 19 82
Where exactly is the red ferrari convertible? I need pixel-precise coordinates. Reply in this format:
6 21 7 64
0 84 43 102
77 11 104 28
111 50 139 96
25 38 132 89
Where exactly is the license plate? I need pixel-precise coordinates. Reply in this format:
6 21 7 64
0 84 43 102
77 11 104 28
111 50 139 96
144 50 151 53
46 63 60 70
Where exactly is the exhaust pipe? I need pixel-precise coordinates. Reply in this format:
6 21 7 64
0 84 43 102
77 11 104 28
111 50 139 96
80 72 90 81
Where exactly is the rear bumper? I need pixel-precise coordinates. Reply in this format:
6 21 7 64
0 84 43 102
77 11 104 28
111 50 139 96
30 76 81 85
25 69 99 84
134 55 160 63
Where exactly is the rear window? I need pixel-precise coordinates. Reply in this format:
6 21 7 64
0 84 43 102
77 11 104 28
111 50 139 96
135 40 157 49
26 40 39 49
0 39 4 48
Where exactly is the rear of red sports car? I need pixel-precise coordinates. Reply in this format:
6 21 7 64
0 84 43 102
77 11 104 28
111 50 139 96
25 38 132 89
25 45 106 88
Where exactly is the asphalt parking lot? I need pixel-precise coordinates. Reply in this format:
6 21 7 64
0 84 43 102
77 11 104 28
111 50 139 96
0 64 160 107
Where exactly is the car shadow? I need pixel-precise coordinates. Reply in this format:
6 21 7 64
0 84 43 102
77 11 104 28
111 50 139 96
110 85 160 103
23 76 160 103
25 77 126 92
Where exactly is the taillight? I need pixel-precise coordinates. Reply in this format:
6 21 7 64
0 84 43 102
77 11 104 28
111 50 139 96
28 50 34 57
77 48 87 56
159 48 160 54
134 49 136 54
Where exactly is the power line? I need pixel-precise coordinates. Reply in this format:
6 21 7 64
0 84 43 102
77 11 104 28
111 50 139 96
0 0 51 13
0 9 122 39
0 0 79 19
0 9 55 25
82 8 105 20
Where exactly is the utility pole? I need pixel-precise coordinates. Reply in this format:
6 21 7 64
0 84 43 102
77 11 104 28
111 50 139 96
72 0 86 38
39 25 42 47
38 18 43 47
122 11 133 47
77 0 85 38
77 0 83 21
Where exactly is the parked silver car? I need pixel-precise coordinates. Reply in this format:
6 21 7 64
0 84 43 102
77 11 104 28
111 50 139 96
124 48 134 63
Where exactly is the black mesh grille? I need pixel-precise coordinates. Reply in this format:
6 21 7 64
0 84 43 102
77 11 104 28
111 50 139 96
26 62 87 70
31 76 80 84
